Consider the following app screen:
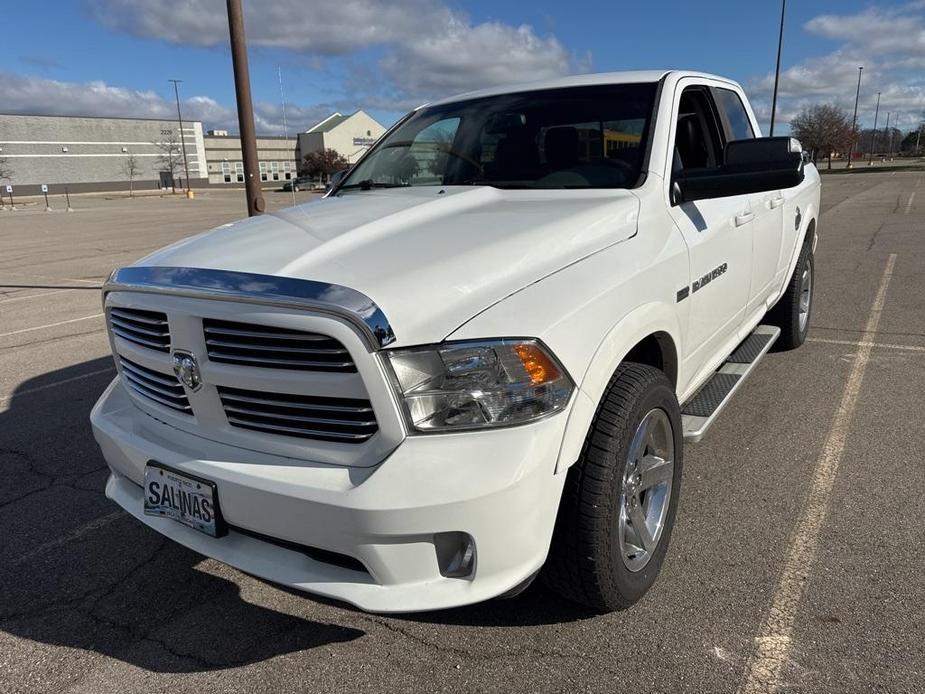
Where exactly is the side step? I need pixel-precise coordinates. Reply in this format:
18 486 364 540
681 325 780 442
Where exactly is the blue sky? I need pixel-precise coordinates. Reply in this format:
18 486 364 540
3 1 923 134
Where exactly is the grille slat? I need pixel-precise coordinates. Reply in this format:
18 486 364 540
203 319 356 372
218 385 377 443
219 390 373 414
119 357 191 414
223 404 377 428
204 325 332 341
205 338 348 355
110 317 169 338
110 308 167 326
109 308 170 352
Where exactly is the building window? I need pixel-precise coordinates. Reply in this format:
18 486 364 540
235 162 244 182
271 161 279 181
259 161 268 181
221 161 231 183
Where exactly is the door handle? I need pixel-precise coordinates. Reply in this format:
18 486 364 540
769 196 785 209
734 211 755 227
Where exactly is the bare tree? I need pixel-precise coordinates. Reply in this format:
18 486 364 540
155 136 183 192
790 105 853 169
120 153 142 198
301 148 349 183
0 154 12 182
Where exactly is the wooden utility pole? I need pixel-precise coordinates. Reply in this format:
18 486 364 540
226 0 265 215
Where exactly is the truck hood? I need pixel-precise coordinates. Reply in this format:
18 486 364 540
138 186 640 346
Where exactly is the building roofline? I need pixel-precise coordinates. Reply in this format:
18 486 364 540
0 112 205 125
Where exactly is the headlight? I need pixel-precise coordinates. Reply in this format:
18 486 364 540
383 339 574 432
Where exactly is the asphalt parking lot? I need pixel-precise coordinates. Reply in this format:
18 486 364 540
1 177 923 693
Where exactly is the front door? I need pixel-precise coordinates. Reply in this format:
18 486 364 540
667 85 752 379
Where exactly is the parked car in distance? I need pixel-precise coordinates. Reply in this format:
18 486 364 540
92 70 820 614
282 175 313 192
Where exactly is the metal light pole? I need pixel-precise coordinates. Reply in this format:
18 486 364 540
226 0 265 216
769 0 786 136
868 91 880 166
169 79 192 194
846 66 863 168
884 112 891 159
887 114 895 157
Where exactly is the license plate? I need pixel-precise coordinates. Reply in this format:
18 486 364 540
143 461 226 537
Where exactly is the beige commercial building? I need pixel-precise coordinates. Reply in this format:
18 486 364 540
203 133 299 186
297 111 386 165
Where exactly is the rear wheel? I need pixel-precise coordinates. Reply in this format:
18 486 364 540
768 239 814 350
543 363 683 612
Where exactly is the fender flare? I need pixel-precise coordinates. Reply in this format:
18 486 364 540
555 301 682 473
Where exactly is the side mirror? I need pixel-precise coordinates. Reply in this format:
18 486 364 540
673 136 804 205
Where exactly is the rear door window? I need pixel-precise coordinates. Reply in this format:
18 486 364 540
713 88 755 142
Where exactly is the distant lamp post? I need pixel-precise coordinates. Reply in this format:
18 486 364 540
169 79 193 196
884 112 891 158
846 66 863 169
868 91 880 166
769 0 786 136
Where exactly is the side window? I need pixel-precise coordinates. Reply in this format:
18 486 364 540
673 87 724 174
713 88 755 142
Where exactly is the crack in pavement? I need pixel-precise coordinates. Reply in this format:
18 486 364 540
358 614 600 668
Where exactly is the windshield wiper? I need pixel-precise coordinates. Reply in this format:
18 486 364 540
338 179 409 191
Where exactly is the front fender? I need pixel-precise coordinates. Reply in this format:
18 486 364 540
555 301 682 473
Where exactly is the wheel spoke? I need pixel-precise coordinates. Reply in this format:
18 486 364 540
629 503 655 552
638 455 672 491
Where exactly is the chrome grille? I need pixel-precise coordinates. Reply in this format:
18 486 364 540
119 357 192 414
217 386 377 443
109 308 170 352
203 319 356 372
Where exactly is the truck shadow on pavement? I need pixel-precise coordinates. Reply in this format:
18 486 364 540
0 358 362 673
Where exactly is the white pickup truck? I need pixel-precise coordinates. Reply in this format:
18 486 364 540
91 70 820 613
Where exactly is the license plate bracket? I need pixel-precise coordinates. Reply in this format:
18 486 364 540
143 461 227 538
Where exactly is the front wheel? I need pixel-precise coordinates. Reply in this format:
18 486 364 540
543 363 683 612
768 240 814 350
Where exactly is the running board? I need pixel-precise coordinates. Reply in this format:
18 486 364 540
681 325 780 442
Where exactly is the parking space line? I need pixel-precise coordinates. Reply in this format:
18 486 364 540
0 366 114 405
905 192 916 215
11 511 123 566
0 288 91 304
739 253 897 694
0 313 104 338
808 337 925 353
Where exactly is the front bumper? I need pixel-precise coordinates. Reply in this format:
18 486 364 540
91 377 569 613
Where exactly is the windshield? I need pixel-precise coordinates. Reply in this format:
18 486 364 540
340 83 657 190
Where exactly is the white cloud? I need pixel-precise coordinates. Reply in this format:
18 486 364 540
748 3 925 131
0 70 336 134
804 4 925 57
88 0 454 54
379 13 589 103
85 0 589 109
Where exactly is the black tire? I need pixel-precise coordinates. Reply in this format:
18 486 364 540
543 363 683 612
768 239 814 350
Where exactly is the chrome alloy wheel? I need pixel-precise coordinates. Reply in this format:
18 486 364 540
619 408 675 572
798 262 813 334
